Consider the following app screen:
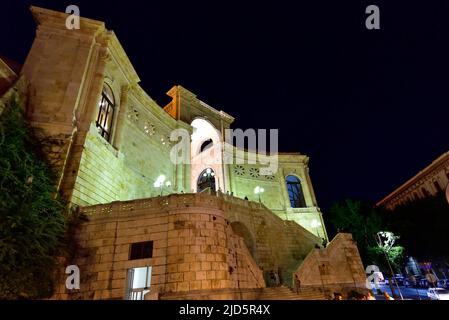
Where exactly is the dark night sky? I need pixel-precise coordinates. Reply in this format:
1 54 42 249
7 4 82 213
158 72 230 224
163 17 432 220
1 0 449 211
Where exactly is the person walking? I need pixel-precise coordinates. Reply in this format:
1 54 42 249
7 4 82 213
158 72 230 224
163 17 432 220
274 271 280 286
294 274 301 294
366 291 376 300
383 291 395 300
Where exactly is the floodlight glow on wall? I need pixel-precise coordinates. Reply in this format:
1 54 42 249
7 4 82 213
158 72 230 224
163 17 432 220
254 186 265 202
153 175 166 188
311 219 322 238
154 175 172 196
310 219 321 228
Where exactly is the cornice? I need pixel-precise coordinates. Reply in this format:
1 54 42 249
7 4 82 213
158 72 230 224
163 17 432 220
377 151 449 206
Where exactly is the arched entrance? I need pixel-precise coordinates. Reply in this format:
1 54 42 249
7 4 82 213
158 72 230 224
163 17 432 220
197 168 216 192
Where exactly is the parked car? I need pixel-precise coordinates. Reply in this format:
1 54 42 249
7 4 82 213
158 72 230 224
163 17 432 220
403 278 414 287
427 288 449 300
419 278 430 288
437 279 449 289
386 276 404 286
395 276 405 286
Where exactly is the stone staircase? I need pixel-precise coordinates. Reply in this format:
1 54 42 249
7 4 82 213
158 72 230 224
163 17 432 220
159 286 328 300
257 286 327 300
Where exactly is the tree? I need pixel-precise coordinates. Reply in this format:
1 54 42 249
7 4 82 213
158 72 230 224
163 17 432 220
328 199 383 263
0 97 67 299
383 193 449 262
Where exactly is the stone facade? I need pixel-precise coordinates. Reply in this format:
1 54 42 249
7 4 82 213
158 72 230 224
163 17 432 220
293 233 367 298
53 193 345 300
19 6 327 238
0 57 18 97
0 6 367 300
377 151 449 210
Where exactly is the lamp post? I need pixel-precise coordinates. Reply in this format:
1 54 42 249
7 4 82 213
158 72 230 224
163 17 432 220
153 175 171 196
254 186 265 203
165 180 172 195
376 231 404 300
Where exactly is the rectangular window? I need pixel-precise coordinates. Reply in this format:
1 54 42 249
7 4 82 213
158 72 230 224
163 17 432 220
96 88 115 142
125 266 152 300
129 241 153 260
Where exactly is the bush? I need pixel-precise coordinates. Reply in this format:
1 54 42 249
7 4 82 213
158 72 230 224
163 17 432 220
0 97 67 299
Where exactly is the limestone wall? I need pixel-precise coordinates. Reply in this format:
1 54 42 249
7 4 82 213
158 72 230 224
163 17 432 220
52 192 326 299
53 193 266 300
294 233 366 296
0 57 17 97
228 152 327 239
0 76 27 117
20 7 192 206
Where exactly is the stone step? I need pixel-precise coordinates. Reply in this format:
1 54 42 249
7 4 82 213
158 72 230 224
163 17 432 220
159 286 327 300
257 286 327 300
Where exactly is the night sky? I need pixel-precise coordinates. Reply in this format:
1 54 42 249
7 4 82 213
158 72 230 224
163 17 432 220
1 0 449 211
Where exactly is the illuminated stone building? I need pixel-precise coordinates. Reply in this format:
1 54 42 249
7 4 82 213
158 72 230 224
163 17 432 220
377 151 449 210
0 7 366 300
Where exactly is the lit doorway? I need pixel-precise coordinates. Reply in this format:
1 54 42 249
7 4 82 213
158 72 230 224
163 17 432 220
125 266 152 300
197 168 216 192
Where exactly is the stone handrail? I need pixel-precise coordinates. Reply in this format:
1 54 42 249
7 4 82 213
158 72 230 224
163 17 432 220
81 191 270 220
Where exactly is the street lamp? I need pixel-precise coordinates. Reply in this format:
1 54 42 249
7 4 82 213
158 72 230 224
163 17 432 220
376 231 404 300
153 175 170 196
254 186 265 202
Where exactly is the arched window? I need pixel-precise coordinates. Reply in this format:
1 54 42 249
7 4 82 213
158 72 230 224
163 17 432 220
200 138 213 153
286 175 306 208
197 168 216 192
96 84 115 141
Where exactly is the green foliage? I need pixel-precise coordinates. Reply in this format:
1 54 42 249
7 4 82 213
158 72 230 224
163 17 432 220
0 97 67 299
328 199 382 262
328 199 405 274
328 193 449 274
367 246 405 276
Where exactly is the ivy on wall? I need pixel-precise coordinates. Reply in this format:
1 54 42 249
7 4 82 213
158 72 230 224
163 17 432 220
0 97 67 299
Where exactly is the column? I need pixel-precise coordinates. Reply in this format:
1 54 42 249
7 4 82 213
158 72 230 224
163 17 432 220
112 84 130 150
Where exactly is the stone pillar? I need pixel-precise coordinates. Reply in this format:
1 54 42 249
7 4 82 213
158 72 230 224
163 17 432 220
84 47 110 130
299 165 314 207
20 7 106 198
278 168 291 215
112 84 130 150
304 165 318 206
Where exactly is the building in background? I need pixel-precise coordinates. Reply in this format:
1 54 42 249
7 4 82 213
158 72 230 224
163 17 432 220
377 152 449 210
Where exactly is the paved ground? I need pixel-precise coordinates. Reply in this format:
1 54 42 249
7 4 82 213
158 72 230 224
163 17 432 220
372 284 429 300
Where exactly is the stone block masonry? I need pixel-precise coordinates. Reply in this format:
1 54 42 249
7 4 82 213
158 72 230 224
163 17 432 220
53 193 269 299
